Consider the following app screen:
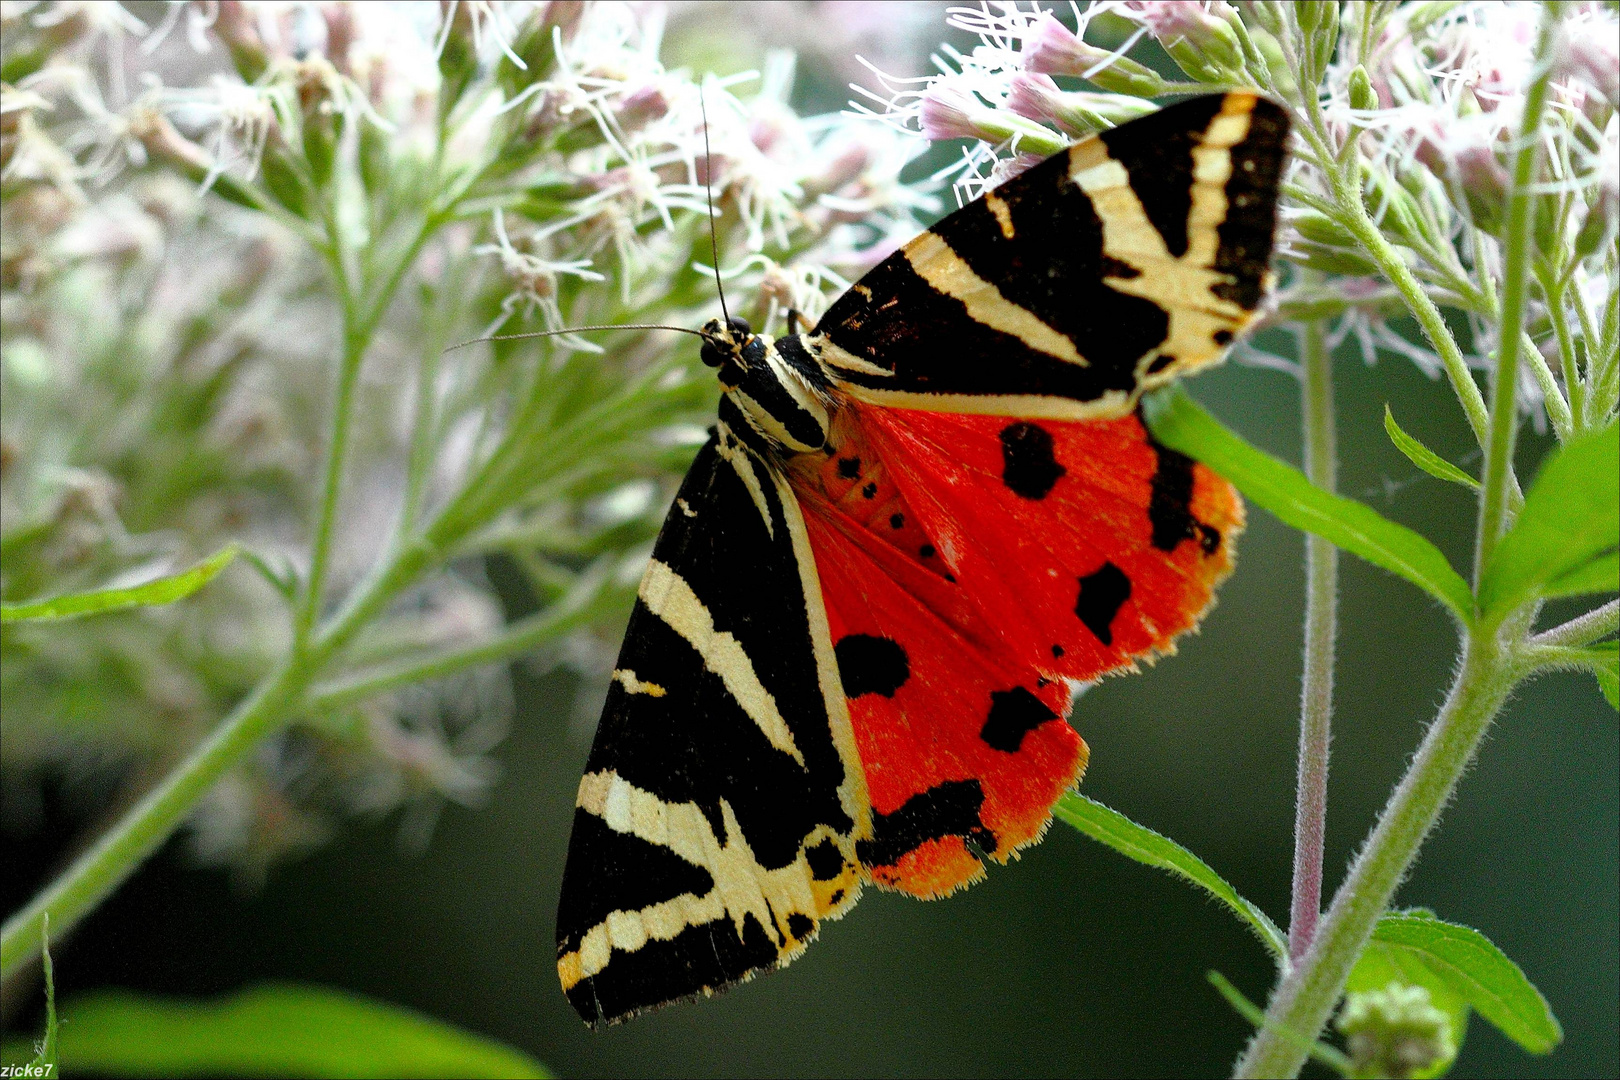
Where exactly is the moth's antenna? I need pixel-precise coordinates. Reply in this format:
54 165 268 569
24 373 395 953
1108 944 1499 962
699 83 731 328
446 324 718 353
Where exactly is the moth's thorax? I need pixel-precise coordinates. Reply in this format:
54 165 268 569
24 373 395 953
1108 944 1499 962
700 316 833 455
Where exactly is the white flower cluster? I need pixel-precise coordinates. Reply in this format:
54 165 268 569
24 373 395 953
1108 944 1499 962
852 2 1618 432
0 0 937 876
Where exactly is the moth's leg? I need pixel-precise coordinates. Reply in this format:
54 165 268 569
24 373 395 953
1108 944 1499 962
787 308 810 335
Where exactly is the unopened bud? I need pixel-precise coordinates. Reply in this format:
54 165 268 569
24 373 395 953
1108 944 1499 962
1122 0 1247 83
1006 74 1156 137
322 3 357 75
1348 65 1378 112
1452 142 1509 232
919 81 1066 156
214 0 271 83
1020 12 1169 98
1294 0 1341 80
1337 983 1456 1080
289 56 344 188
1556 23 1619 107
499 0 587 97
437 0 479 115
616 84 669 134
1573 150 1618 257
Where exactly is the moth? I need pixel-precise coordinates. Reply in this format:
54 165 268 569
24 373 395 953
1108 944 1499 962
556 91 1289 1027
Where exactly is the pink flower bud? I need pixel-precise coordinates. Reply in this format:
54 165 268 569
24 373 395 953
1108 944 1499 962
616 84 668 134
1022 12 1090 76
1006 73 1063 125
1123 0 1222 38
919 82 990 142
1557 29 1619 106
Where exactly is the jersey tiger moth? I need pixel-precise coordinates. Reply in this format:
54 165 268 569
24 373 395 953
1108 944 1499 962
555 91 1289 1027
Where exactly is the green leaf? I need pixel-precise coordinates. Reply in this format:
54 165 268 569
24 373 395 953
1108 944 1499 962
1366 911 1562 1056
0 545 240 623
1384 405 1479 489
11 983 548 1078
1208 970 1353 1076
1480 422 1619 619
1543 550 1619 600
1054 793 1287 957
1144 390 1475 622
1597 666 1620 709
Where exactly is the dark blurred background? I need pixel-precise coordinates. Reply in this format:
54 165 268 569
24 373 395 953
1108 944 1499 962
4 3 1616 1077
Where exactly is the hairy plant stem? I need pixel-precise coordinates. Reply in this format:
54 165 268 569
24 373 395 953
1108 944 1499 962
1237 10 1566 1074
1476 4 1559 582
1288 316 1338 963
1235 632 1517 1078
1331 162 1491 448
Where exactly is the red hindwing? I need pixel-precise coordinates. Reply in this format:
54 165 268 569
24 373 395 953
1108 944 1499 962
789 401 1242 897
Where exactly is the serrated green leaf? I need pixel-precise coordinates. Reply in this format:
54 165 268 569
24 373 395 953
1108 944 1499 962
0 545 240 623
1480 422 1619 619
3 983 547 1078
1143 390 1475 622
1055 793 1286 957
1370 912 1562 1055
1384 405 1479 489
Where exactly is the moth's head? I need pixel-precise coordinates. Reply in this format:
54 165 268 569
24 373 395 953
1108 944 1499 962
699 316 753 370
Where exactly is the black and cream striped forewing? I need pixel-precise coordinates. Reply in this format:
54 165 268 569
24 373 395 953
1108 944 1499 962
809 92 1289 419
555 398 867 1027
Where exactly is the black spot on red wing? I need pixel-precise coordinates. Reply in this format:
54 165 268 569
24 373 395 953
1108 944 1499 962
856 779 995 868
981 687 1060 753
1147 436 1199 552
1000 422 1067 499
889 513 905 529
944 572 956 583
1075 561 1132 646
838 456 862 479
862 482 878 499
834 634 910 698
1198 523 1222 555
919 544 935 559
1051 644 1065 658
787 913 814 940
804 839 846 881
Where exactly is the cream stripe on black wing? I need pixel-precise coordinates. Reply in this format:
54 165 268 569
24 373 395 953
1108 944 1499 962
556 397 867 1027
808 92 1289 418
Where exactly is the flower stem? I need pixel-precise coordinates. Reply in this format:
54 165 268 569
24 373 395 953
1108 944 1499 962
1475 3 1561 583
1289 315 1338 962
1332 163 1492 448
294 290 368 646
1524 597 1619 651
1235 633 1517 1078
